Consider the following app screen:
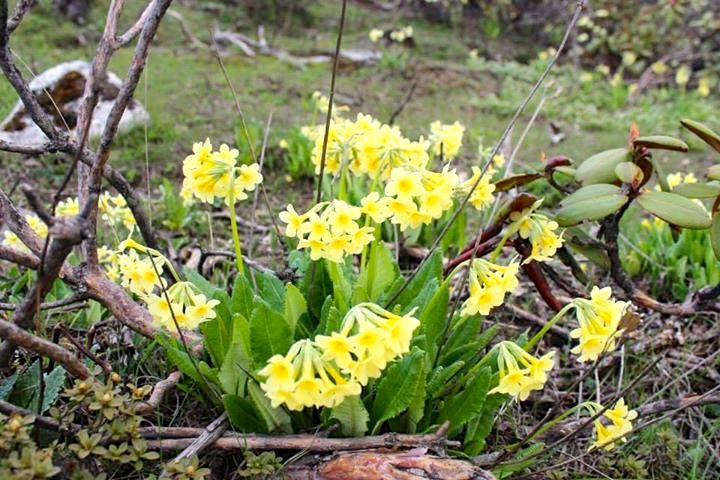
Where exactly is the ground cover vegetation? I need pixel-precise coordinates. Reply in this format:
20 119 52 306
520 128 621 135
0 0 719 478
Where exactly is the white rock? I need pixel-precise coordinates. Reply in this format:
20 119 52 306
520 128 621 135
0 60 149 146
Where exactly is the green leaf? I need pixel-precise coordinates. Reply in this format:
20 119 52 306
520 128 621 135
330 395 369 436
464 393 505 455
427 361 465 399
231 273 254 320
10 360 40 409
614 162 644 187
637 190 711 229
224 394 267 433
34 366 66 414
247 382 292 433
158 337 201 383
393 251 442 310
555 193 628 227
493 443 545 479
218 340 252 396
0 372 18 401
257 272 286 313
357 242 399 302
633 135 689 152
681 118 720 153
418 282 449 363
559 184 623 206
711 212 720 260
438 367 491 436
672 182 720 199
184 267 220 299
370 349 426 434
284 284 306 335
575 148 630 185
708 165 720 181
249 299 293 366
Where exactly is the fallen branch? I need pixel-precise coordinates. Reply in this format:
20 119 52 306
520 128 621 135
0 317 89 378
135 370 182 415
162 413 228 475
143 421 457 452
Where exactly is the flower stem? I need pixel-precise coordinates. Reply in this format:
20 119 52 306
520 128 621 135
524 302 574 351
228 181 246 276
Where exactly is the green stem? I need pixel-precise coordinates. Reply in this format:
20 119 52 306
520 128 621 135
524 303 574 351
228 179 246 275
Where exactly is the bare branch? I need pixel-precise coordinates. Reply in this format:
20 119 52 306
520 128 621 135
6 0 35 34
115 1 158 48
0 139 55 155
135 370 182 415
0 316 90 378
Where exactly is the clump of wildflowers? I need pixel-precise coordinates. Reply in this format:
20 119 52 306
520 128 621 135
460 258 519 317
99 191 136 229
259 303 420 410
488 341 555 401
587 398 638 451
570 286 627 362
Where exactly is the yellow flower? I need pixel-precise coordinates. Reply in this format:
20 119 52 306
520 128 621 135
360 192 391 224
368 28 384 43
327 200 361 235
279 204 305 238
651 61 668 75
460 259 519 317
235 163 263 192
698 77 711 97
488 342 554 401
510 204 564 263
25 214 47 238
429 121 465 160
570 286 627 362
589 398 637 451
315 332 355 370
2 231 28 252
621 51 637 67
385 168 424 200
465 167 496 211
145 283 219 330
56 197 80 217
117 250 163 297
675 65 691 86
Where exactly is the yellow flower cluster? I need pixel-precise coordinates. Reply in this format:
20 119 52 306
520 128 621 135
510 204 564 263
465 166 496 211
99 191 136 229
429 121 465 161
280 200 375 262
488 341 555 401
2 214 48 253
260 303 420 410
589 398 638 451
145 282 219 331
389 26 413 43
56 197 80 216
181 138 263 205
114 239 218 331
460 258 519 317
570 286 627 362
308 113 429 178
